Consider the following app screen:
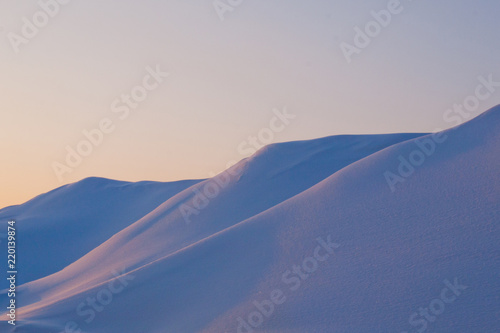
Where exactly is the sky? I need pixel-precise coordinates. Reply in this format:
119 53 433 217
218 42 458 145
0 0 499 208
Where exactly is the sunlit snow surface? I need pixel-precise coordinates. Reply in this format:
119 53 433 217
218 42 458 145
1 107 499 333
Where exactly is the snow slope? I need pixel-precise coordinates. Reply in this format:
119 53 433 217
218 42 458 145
0 177 201 287
8 132 424 312
2 106 500 332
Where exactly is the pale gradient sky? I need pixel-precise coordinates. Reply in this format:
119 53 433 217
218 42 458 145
1 0 499 208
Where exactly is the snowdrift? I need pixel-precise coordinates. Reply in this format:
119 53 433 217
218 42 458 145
1 106 499 332
0 178 201 287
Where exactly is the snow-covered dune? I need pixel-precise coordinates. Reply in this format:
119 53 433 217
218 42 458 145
9 133 424 312
0 177 201 287
2 106 499 332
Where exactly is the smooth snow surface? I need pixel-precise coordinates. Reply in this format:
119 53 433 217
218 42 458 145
0 178 201 287
1 107 499 333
